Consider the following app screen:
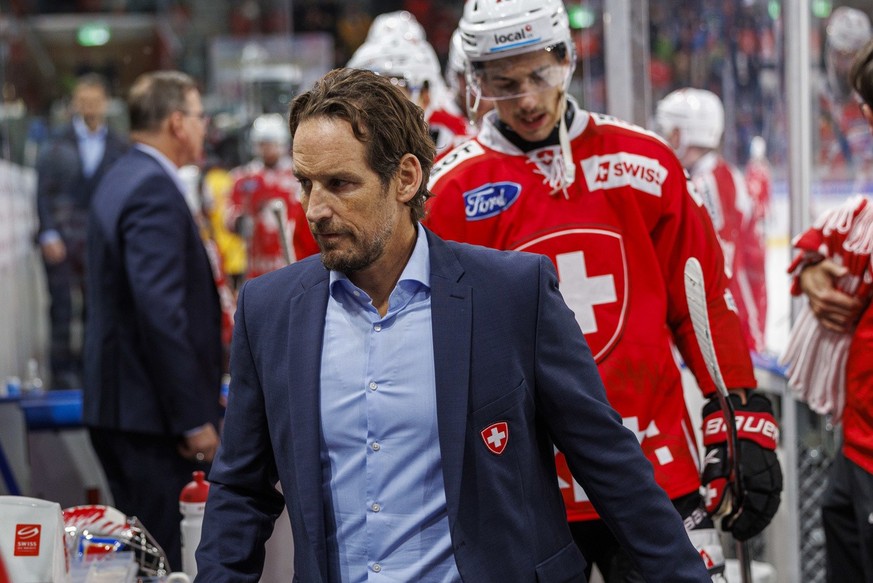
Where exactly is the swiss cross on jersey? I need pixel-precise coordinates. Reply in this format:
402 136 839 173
481 422 509 455
515 228 628 362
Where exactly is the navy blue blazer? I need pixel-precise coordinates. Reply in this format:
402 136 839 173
36 123 127 241
196 228 709 582
83 148 223 436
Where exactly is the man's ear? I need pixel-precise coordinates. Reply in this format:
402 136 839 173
395 153 423 204
167 111 185 138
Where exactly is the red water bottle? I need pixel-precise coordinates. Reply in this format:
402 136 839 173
179 470 210 578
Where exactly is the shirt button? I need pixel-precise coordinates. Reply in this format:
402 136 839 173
372 563 382 573
369 381 378 391
374 324 382 332
371 503 381 512
353 290 361 297
372 442 381 451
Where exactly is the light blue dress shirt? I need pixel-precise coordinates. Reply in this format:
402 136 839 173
73 115 107 178
320 224 461 583
132 143 189 197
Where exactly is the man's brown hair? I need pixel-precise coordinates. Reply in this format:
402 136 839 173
288 68 436 222
128 70 198 133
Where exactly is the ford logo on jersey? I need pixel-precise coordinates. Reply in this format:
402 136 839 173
463 182 521 220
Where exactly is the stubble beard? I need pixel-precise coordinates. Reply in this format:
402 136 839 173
316 220 393 275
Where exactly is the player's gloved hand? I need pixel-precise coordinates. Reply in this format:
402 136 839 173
683 504 727 582
701 392 783 541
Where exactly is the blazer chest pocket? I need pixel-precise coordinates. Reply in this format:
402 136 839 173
470 379 531 456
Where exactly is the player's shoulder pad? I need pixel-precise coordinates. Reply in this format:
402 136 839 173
428 140 487 190
588 111 675 150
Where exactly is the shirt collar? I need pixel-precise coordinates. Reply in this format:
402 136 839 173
133 142 190 197
72 115 107 140
329 222 431 295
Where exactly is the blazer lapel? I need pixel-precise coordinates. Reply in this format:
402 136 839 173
426 229 472 526
284 264 331 570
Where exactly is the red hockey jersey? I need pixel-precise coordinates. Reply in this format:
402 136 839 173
692 152 767 354
427 100 475 154
227 157 319 279
426 104 756 521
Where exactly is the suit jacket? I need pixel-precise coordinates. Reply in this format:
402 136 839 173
36 123 127 243
83 148 223 436
196 228 709 582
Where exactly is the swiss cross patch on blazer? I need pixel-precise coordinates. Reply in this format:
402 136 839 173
481 421 509 455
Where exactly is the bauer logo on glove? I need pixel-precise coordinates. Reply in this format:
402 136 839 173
700 392 783 541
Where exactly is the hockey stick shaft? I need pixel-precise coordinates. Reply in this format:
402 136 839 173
268 198 295 266
684 257 752 583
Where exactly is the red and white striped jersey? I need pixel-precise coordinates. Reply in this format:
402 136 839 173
426 104 756 521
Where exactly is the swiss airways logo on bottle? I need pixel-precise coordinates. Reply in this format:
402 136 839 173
463 182 521 220
14 524 41 556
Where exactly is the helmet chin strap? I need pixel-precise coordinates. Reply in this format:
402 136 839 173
557 95 575 188
556 71 576 198
466 86 482 126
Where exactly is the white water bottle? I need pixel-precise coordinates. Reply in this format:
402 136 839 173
180 470 210 578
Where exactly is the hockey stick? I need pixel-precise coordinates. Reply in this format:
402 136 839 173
684 257 752 583
268 198 295 266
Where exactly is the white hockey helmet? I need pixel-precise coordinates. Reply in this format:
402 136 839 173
63 505 169 577
250 113 290 146
458 0 575 102
826 6 872 53
655 88 725 150
446 28 467 89
366 10 426 43
459 0 574 63
347 35 447 101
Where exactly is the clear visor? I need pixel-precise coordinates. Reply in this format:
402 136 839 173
470 47 571 101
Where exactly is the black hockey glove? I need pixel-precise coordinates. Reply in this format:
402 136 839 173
701 392 783 541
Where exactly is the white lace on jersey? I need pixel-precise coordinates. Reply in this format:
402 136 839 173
527 145 572 198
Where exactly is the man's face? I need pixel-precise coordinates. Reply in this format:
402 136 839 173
180 89 207 166
293 116 412 275
72 84 108 131
476 49 569 142
257 141 285 167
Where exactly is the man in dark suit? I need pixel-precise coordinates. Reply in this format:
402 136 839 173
36 73 127 389
195 68 709 582
84 70 222 571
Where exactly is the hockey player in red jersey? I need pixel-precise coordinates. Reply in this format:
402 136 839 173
656 88 768 354
425 1 782 580
226 114 318 281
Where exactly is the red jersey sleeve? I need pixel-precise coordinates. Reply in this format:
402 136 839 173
658 164 757 394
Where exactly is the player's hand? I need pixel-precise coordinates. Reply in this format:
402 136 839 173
800 259 863 332
178 423 220 463
701 393 782 541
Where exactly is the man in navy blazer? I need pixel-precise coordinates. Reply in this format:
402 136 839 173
195 68 709 582
35 73 127 389
84 70 222 570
